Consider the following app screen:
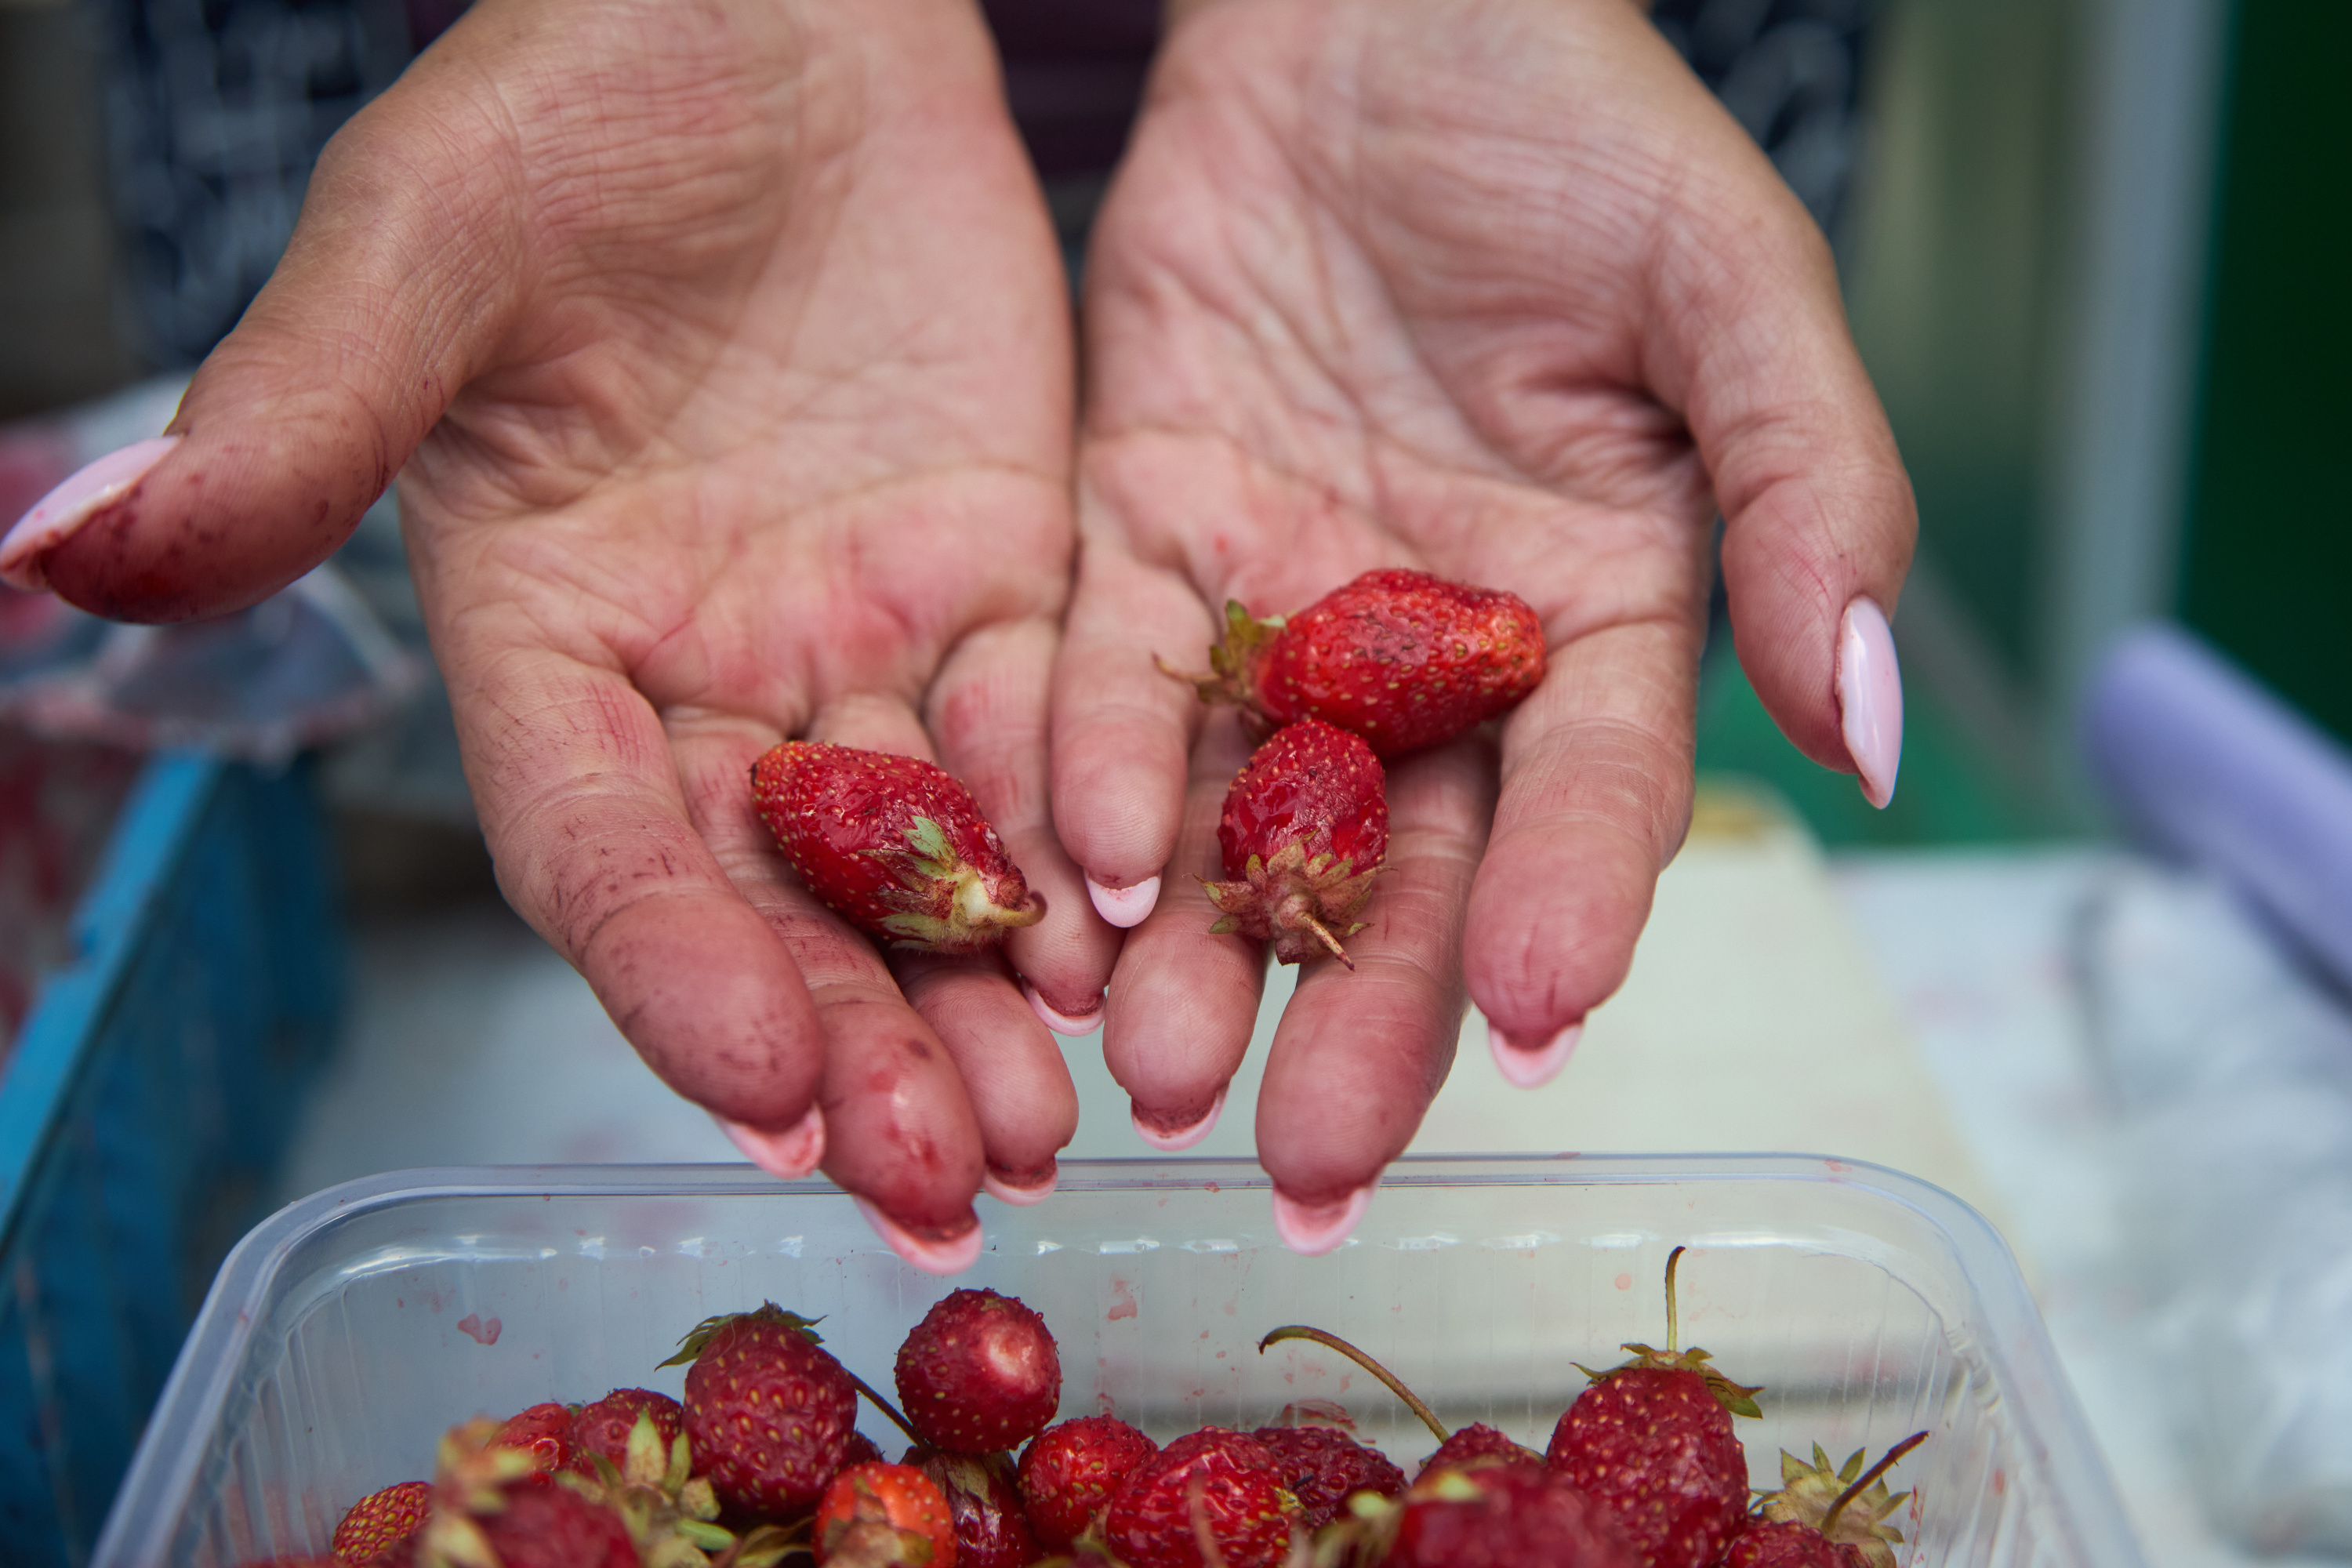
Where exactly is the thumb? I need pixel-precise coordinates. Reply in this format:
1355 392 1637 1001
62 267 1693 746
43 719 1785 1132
0 21 528 622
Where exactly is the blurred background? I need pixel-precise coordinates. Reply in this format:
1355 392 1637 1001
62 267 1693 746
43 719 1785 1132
0 0 2347 1563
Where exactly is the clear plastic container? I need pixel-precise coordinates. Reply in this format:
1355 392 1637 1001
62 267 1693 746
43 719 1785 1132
95 1156 2145 1568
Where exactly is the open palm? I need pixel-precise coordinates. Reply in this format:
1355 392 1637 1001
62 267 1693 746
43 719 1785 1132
1054 0 1914 1243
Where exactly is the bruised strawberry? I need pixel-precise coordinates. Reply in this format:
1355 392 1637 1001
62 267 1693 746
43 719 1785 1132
1018 1414 1160 1550
1546 1250 1761 1568
495 1402 576 1477
905 1448 1039 1568
1102 1428 1295 1568
1167 569 1546 757
753 742 1043 953
662 1303 860 1517
1417 1424 1544 1479
1251 1424 1405 1530
1716 1519 1869 1568
570 1388 684 1477
332 1479 430 1565
1378 1463 1638 1568
816 1461 959 1568
1201 720 1387 967
896 1288 1063 1454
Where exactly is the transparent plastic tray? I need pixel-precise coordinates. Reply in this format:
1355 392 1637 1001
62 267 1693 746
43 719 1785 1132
95 1156 2146 1567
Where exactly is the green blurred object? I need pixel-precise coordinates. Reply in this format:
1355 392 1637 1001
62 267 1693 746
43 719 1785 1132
2179 0 2352 748
1693 641 2056 848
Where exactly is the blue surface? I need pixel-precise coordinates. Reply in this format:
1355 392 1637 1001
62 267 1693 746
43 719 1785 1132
0 753 343 1566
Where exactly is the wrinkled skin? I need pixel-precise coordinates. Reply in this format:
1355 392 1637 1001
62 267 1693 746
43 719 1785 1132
1054 0 1914 1207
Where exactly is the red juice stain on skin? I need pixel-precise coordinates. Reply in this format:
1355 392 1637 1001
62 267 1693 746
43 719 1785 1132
1107 1278 1138 1322
456 1314 503 1345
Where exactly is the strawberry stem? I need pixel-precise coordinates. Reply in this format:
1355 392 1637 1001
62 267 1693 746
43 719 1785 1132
1663 1246 1686 1354
1300 913 1356 970
1820 1431 1928 1537
844 1371 922 1446
1258 1326 1448 1443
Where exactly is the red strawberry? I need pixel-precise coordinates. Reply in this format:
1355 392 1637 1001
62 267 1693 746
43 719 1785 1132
1018 1415 1160 1550
1251 1424 1405 1530
752 742 1043 953
493 1402 576 1478
663 1302 861 1517
895 1288 1062 1454
1417 1424 1544 1479
1545 1250 1762 1568
1166 569 1547 757
815 1461 959 1568
1713 1520 1867 1568
904 1448 1040 1568
1743 1434 1926 1568
1102 1428 1295 1568
332 1479 431 1565
1381 1462 1638 1568
1201 720 1388 967
570 1388 684 1477
416 1423 641 1568
841 1429 887 1474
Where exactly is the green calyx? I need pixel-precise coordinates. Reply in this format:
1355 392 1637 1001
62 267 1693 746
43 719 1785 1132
1156 599 1287 713
1200 842 1381 969
1758 1432 1928 1568
869 816 1044 953
659 1302 824 1369
1575 1246 1764 1418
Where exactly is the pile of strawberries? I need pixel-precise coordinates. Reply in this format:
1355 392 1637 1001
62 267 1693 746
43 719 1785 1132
754 569 1547 967
264 1252 1926 1568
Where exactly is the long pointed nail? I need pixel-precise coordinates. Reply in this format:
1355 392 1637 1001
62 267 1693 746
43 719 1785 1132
1487 1019 1584 1089
1024 981 1105 1037
982 1160 1058 1207
1 436 181 592
1838 596 1903 810
851 1198 984 1276
1087 873 1160 928
716 1105 826 1179
1131 1087 1225 1152
1270 1185 1374 1255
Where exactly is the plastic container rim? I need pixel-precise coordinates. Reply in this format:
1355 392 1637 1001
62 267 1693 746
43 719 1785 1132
99 1152 2142 1567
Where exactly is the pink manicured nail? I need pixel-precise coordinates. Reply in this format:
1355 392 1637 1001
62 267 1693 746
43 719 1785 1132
852 1198 985 1276
1131 1087 1225 1152
1487 1019 1584 1089
0 435 180 592
1837 597 1903 809
1024 981 1105 1036
1270 1185 1374 1255
1086 873 1160 927
982 1160 1058 1207
717 1105 826 1179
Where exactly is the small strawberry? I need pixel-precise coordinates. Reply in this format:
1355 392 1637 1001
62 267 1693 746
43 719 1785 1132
662 1302 861 1518
1251 1424 1405 1530
1253 1324 1539 1497
1416 1425 1544 1480
1201 720 1387 967
1545 1249 1762 1568
417 1421 643 1568
1102 1428 1296 1568
332 1479 431 1566
1163 569 1547 757
904 1448 1040 1568
752 742 1044 953
1018 1415 1160 1551
1374 1462 1639 1568
571 1389 686 1477
1743 1434 1926 1568
815 1461 959 1568
840 1429 888 1475
1713 1520 1867 1568
895 1288 1063 1454
495 1402 577 1477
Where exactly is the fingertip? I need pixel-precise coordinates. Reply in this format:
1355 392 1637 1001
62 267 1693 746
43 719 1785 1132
1086 873 1162 927
1130 1086 1225 1152
1486 1018 1584 1089
852 1197 985 1276
716 1104 826 1179
1269 1183 1374 1256
982 1160 1058 1206
0 436 182 593
1837 596 1903 808
1024 978 1105 1036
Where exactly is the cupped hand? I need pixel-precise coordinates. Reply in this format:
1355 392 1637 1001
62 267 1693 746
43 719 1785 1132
1053 0 1915 1244
3 0 1119 1269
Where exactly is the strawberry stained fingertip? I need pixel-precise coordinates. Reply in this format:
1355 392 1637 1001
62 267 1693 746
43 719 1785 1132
982 1161 1059 1206
1023 980 1105 1036
1270 1183 1374 1255
1487 1018 1583 1088
1086 873 1160 927
853 1196 985 1276
1129 1087 1224 1152
717 1105 826 1178
0 435 181 591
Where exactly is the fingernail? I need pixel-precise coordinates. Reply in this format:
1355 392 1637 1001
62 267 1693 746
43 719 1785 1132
1024 980 1105 1037
716 1105 827 1179
1087 873 1161 928
851 1197 985 1276
1270 1184 1374 1255
0 435 181 592
1487 1018 1584 1089
1131 1087 1225 1152
982 1160 1059 1207
1837 596 1903 810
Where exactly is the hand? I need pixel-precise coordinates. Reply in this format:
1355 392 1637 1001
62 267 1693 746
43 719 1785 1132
2 0 1119 1269
1053 0 1914 1245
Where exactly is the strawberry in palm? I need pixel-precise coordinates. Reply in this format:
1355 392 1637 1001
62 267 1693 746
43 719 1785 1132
753 742 1044 953
1201 720 1388 967
1166 569 1546 758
